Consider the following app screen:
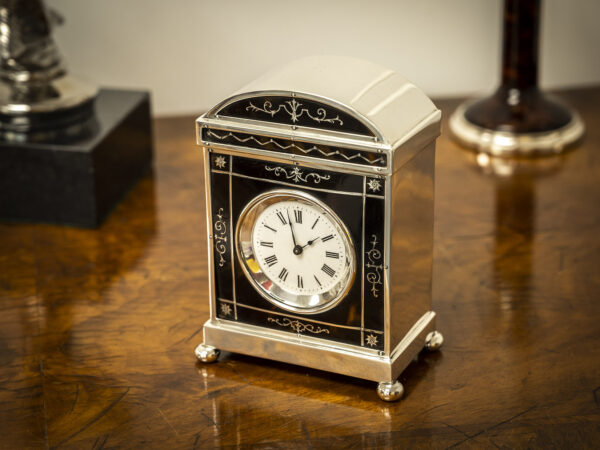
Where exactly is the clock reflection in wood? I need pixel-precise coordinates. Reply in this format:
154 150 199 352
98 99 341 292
194 56 443 402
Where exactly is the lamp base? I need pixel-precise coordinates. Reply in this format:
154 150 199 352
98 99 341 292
449 90 585 157
0 88 153 228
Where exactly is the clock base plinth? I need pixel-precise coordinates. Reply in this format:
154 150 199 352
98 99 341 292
197 311 439 401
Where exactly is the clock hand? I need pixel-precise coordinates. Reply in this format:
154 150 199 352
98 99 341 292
286 210 303 255
301 236 321 248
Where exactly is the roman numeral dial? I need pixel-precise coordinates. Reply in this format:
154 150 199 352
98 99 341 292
239 191 356 313
321 264 336 277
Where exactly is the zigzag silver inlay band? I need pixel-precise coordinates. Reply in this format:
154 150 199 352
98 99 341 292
206 130 386 165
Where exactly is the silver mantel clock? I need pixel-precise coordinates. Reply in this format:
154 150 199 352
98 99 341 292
194 56 443 402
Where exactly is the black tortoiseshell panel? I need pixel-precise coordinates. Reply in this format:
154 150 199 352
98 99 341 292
208 154 233 303
217 96 375 137
209 154 386 348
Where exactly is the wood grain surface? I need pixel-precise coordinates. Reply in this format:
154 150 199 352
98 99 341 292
1 88 599 449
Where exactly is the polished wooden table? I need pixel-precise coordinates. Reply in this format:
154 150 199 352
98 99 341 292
1 88 599 449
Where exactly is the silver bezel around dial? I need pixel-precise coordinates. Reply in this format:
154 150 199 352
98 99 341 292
235 189 356 315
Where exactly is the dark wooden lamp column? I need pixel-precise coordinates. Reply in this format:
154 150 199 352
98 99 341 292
449 0 584 156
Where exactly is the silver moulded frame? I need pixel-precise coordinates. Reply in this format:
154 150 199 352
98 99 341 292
236 189 357 315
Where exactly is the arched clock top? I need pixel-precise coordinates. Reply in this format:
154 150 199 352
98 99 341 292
200 56 441 151
208 93 379 138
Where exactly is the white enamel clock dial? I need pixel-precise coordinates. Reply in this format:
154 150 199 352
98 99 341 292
236 189 356 314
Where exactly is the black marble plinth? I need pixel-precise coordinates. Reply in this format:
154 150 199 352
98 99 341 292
0 89 153 227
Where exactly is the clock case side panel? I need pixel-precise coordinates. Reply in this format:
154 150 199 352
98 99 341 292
387 140 436 353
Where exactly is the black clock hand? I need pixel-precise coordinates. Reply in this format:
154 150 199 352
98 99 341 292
287 210 303 255
286 210 297 246
301 236 321 248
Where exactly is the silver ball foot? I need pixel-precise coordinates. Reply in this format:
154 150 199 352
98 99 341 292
425 331 444 351
194 343 220 363
376 380 404 402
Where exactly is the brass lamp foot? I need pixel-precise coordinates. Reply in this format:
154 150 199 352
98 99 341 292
449 96 585 157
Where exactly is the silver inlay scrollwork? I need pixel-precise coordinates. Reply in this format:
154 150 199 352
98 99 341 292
213 208 228 267
366 234 383 298
265 165 331 184
267 317 330 334
206 130 385 165
246 98 343 126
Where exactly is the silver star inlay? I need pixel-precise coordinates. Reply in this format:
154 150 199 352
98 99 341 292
367 178 382 193
214 155 227 169
220 303 232 317
366 334 378 347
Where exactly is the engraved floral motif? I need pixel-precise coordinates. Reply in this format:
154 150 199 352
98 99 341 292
246 98 343 126
206 130 386 165
268 317 329 334
213 208 227 267
265 165 330 184
214 155 227 169
367 178 382 193
366 234 383 298
219 303 232 317
366 333 378 347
